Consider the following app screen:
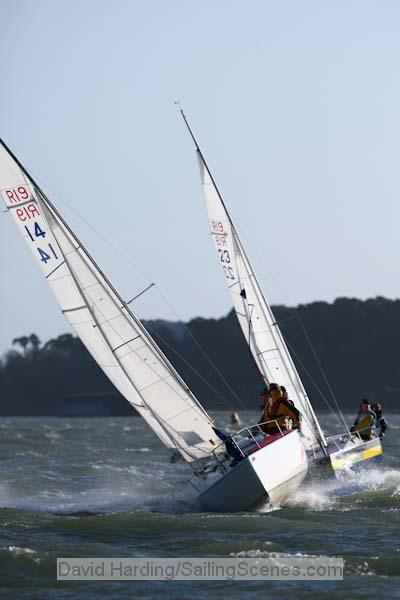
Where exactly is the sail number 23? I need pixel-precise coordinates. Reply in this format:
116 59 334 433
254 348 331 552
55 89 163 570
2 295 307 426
218 249 235 280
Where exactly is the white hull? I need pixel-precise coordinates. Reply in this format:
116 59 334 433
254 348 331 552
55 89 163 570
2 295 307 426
192 430 307 512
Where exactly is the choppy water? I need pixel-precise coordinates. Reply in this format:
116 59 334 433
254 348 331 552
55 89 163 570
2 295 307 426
0 412 399 598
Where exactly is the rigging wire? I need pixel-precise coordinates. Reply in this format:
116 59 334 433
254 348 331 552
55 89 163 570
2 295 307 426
235 222 350 432
145 322 245 410
246 302 267 384
294 317 350 433
284 339 347 426
152 286 247 410
29 173 246 411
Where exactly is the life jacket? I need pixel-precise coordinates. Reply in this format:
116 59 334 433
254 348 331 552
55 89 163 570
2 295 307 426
270 396 285 418
353 413 376 439
260 389 300 433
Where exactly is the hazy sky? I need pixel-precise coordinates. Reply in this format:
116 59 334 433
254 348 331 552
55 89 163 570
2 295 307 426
1 0 400 356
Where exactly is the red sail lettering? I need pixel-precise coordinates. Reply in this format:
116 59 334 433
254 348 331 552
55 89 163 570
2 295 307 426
6 190 18 204
27 203 39 218
5 186 30 204
16 208 26 221
16 203 40 221
17 186 29 200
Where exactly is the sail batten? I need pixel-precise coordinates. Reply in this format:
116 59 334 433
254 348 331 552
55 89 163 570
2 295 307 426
0 138 218 462
182 116 326 450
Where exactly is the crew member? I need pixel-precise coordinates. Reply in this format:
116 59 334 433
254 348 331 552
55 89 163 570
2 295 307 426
350 399 377 441
259 383 301 434
371 402 388 439
280 385 297 409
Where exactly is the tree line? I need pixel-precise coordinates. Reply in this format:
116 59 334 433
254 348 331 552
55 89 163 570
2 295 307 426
1 296 399 415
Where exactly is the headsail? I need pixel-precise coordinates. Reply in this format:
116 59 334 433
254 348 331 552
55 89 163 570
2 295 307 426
0 138 218 462
182 112 326 450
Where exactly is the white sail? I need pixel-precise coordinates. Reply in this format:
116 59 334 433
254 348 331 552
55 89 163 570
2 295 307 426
0 139 218 462
189 132 326 450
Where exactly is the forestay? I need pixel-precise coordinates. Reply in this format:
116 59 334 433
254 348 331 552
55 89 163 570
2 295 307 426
0 139 218 463
182 114 326 450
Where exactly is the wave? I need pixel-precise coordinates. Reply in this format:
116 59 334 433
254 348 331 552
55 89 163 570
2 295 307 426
287 465 400 511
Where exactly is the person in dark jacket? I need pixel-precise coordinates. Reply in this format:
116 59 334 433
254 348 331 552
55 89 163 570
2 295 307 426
371 403 388 439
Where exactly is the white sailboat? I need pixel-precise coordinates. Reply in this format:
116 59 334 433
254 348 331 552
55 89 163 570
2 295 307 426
0 137 307 511
181 111 383 474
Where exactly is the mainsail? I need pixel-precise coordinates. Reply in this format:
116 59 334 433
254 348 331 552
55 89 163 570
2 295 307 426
0 138 218 462
182 112 326 450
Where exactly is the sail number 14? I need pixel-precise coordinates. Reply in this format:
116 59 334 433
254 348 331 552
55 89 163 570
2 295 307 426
25 221 59 264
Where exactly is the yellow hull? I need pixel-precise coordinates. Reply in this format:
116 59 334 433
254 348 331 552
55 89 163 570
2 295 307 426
330 437 382 472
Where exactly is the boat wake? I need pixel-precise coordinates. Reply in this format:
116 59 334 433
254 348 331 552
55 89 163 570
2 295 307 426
287 465 400 511
0 470 199 516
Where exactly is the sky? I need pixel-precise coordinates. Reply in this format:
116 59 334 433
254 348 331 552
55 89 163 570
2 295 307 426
1 0 400 356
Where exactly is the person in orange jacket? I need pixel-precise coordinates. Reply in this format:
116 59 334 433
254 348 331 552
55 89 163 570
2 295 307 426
259 383 301 434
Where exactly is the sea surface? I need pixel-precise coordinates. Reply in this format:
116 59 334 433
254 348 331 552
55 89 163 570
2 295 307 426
0 412 399 599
